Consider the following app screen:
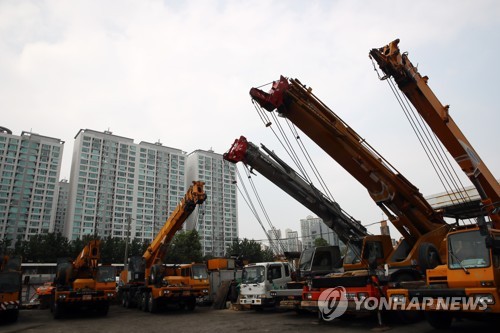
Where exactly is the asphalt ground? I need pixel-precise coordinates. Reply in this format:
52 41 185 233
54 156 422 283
1 304 498 333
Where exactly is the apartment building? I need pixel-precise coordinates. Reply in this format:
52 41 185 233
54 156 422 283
54 179 70 234
0 128 64 242
65 129 186 242
300 215 339 249
185 149 238 257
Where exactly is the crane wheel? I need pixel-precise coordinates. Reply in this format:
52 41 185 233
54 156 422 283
418 243 441 271
426 311 453 329
148 294 159 313
141 293 149 312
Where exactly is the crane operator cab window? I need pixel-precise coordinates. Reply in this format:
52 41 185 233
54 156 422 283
192 264 208 280
267 265 283 281
96 266 116 283
363 241 384 261
344 246 361 264
449 230 490 269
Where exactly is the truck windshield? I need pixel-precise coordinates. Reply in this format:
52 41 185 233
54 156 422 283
0 272 21 292
343 245 361 264
242 266 265 284
96 266 116 283
299 248 315 271
448 230 490 269
192 265 208 280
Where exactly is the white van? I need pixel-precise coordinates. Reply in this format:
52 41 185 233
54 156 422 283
239 262 292 310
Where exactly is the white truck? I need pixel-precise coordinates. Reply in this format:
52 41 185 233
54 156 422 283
239 262 292 310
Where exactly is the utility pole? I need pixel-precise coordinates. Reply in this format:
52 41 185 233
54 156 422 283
124 215 131 266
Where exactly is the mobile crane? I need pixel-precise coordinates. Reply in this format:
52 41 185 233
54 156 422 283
51 239 116 319
0 254 22 323
250 75 450 316
224 135 368 251
370 39 500 328
119 181 209 313
224 136 369 309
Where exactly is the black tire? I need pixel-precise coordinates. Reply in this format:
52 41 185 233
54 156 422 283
418 242 441 272
186 298 196 311
148 294 159 313
99 302 110 316
426 311 453 329
142 293 149 312
52 302 63 319
5 309 19 323
137 293 143 311
122 291 129 308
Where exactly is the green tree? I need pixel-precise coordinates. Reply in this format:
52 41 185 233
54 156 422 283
226 238 274 263
163 230 203 264
314 237 329 247
128 238 149 257
14 232 71 262
69 235 95 259
0 236 12 254
101 236 126 263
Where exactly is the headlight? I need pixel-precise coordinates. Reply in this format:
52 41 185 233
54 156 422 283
474 294 495 305
107 292 115 297
480 281 494 287
58 294 67 299
202 289 209 293
345 293 356 301
305 293 313 300
390 294 406 304
270 291 277 297
357 292 368 301
163 290 170 295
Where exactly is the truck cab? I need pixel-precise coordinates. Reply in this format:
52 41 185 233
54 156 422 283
239 262 292 309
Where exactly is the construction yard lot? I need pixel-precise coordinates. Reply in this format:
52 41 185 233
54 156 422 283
1 305 498 333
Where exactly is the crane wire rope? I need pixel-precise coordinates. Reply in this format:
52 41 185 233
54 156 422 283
252 97 338 205
233 164 283 254
241 165 288 254
285 118 336 202
234 166 279 254
383 76 475 225
251 84 389 228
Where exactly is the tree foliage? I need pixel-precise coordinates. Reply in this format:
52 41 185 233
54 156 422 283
314 237 329 247
11 233 149 263
163 230 203 264
226 238 275 263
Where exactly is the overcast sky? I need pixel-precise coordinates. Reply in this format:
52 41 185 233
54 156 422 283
1 0 499 244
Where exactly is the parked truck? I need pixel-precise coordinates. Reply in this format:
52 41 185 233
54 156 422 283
250 75 450 318
119 181 209 313
370 39 500 328
51 239 116 319
0 254 22 323
239 261 293 310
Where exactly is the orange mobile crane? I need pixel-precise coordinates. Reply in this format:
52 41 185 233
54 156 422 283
119 181 209 313
370 39 500 329
0 255 22 323
52 239 116 319
250 76 450 317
